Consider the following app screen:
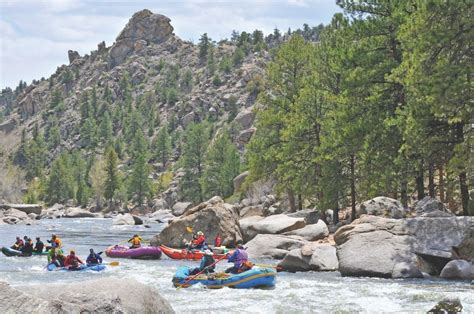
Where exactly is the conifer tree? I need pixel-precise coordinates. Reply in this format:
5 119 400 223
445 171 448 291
128 153 152 207
104 146 120 205
154 126 171 167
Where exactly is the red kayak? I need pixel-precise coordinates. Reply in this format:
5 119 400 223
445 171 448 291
159 245 231 260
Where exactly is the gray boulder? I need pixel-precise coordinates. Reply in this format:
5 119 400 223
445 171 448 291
151 197 242 248
358 196 408 218
172 202 193 216
428 297 463 313
113 213 136 225
236 128 256 144
414 196 453 217
0 203 42 215
283 220 329 241
63 207 97 218
132 215 143 225
233 109 255 129
279 244 338 272
1 208 34 225
152 198 168 211
240 205 265 218
251 214 306 235
40 203 65 219
287 209 320 225
0 278 174 313
453 234 474 262
391 262 423 279
335 215 473 278
239 216 265 242
245 234 308 259
440 260 474 280
181 111 196 129
149 210 174 223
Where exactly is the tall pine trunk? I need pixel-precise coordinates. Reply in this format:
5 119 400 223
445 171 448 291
298 194 303 211
455 123 469 215
416 160 425 200
287 189 296 213
350 154 356 221
438 165 445 202
428 162 435 198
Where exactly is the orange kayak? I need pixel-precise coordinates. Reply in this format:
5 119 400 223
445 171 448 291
159 245 231 260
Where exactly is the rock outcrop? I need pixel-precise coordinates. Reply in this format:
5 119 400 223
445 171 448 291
245 234 308 259
233 171 249 192
428 297 463 313
0 278 174 313
335 215 473 278
278 243 338 272
172 202 192 216
63 207 98 218
440 260 474 280
239 214 306 242
109 9 174 67
283 220 329 241
113 213 136 225
151 197 242 248
357 196 408 219
0 203 42 215
414 196 453 217
1 208 34 225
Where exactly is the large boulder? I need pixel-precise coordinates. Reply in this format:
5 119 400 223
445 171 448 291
0 278 174 313
109 10 174 67
172 202 193 216
287 209 320 225
249 214 306 235
113 213 136 225
1 208 34 225
233 109 255 129
240 205 265 218
0 203 42 215
149 210 175 223
335 215 473 278
283 220 329 241
440 260 474 280
63 207 97 218
40 203 65 219
151 197 242 248
245 234 308 259
414 196 453 217
428 297 463 313
358 196 408 218
453 234 474 262
391 261 423 279
278 244 338 272
239 216 265 242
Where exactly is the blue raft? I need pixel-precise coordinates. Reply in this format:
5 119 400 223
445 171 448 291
172 266 276 289
47 263 106 272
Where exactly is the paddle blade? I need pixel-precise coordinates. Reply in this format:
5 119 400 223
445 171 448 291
186 226 193 233
108 261 120 266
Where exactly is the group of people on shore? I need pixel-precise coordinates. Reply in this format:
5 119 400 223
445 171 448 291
186 231 252 276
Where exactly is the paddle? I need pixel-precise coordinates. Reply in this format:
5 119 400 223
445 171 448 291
105 261 120 266
177 254 228 290
254 263 282 271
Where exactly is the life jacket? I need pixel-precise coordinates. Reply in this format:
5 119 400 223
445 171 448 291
233 249 248 267
214 235 221 247
65 255 81 267
192 235 206 246
131 237 141 246
239 261 254 273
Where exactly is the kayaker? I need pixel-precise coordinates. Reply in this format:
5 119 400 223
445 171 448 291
11 237 24 250
47 234 62 249
189 231 207 250
190 249 215 275
225 243 249 274
48 247 65 267
128 234 143 249
33 237 44 253
64 250 84 270
21 238 34 256
86 249 103 265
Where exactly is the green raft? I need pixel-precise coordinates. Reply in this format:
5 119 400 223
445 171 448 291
1 246 48 257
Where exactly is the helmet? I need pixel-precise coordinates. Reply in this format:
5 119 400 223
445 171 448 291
70 250 75 254
204 249 213 256
52 234 57 239
133 234 138 237
36 237 40 240
197 231 204 236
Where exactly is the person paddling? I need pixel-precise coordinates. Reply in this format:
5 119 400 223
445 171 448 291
225 242 250 274
189 231 207 251
190 249 215 275
47 234 62 249
21 237 34 256
64 250 84 270
48 247 65 267
128 234 143 249
11 237 24 250
33 237 44 253
86 249 103 265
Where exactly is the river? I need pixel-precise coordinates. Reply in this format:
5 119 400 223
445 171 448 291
0 218 472 313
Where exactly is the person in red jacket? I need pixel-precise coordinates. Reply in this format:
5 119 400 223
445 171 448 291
214 234 222 247
64 250 84 270
189 231 207 250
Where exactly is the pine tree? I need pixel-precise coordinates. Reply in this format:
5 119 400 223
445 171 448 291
46 154 74 205
154 126 171 167
104 146 120 205
81 117 98 149
100 111 113 144
202 130 240 199
128 154 152 207
180 123 210 203
198 33 211 62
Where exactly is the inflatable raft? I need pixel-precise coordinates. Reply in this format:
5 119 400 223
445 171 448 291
47 263 106 272
172 266 277 289
105 245 162 259
1 246 48 257
160 245 230 260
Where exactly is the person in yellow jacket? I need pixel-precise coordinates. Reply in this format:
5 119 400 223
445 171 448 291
47 234 62 249
128 234 143 249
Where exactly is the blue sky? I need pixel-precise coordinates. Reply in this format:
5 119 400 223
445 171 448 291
0 0 341 89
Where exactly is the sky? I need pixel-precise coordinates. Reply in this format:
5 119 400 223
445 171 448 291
0 0 341 89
